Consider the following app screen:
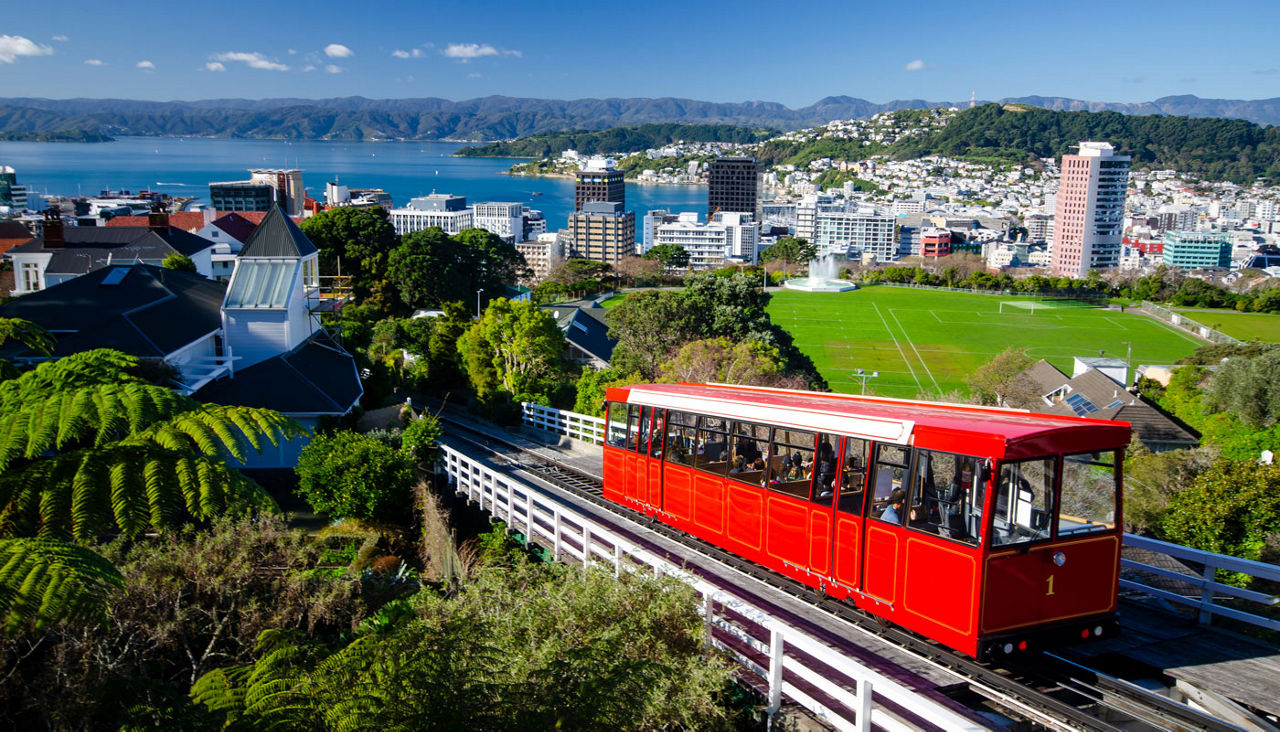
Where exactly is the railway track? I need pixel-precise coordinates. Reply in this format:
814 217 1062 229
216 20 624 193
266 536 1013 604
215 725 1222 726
431 407 1241 732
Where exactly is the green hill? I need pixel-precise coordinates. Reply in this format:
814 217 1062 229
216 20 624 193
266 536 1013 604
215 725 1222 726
455 123 777 158
888 104 1280 184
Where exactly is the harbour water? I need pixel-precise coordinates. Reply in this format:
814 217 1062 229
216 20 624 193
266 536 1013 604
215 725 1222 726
0 137 708 228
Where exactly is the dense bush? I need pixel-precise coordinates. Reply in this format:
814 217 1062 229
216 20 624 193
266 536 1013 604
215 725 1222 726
296 431 416 522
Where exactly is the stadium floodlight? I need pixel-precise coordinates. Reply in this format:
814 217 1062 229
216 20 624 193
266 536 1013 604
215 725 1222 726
852 368 880 395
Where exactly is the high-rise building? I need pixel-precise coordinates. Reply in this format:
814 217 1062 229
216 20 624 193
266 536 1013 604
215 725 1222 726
920 228 952 257
574 157 624 212
1049 142 1129 277
472 201 524 243
566 201 635 265
0 166 28 211
210 169 305 215
707 157 761 220
1162 231 1230 269
389 194 473 235
641 209 679 253
652 212 760 270
1025 212 1054 244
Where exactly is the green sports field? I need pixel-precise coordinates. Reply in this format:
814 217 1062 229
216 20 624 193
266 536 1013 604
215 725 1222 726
767 287 1204 397
1172 308 1280 343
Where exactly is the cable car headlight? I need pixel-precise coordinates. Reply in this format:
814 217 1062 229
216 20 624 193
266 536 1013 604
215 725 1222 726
1053 552 1066 566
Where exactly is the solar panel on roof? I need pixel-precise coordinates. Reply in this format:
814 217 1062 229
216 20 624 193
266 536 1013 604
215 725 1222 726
1065 392 1099 416
100 267 130 286
1105 399 1124 409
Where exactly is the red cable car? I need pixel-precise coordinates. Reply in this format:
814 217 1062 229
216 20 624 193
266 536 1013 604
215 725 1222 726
601 383 1129 659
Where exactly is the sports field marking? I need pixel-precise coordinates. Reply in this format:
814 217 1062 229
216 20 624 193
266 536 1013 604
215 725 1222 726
871 302 923 391
889 308 941 394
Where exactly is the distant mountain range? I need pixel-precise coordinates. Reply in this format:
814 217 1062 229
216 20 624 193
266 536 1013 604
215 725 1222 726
0 94 1277 142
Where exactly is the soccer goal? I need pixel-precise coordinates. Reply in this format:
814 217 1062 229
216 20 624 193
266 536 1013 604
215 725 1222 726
998 301 1042 314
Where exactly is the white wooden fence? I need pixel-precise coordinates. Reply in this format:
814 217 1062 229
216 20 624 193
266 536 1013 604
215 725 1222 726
438 443 984 732
1121 534 1280 632
521 402 606 445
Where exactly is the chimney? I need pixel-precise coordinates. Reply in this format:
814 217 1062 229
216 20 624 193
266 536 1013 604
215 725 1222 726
148 202 170 232
42 208 63 247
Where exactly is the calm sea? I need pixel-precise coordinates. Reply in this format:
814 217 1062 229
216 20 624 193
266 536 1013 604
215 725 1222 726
0 136 707 229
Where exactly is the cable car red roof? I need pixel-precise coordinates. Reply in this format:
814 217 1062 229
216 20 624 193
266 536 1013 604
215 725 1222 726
608 382 1131 456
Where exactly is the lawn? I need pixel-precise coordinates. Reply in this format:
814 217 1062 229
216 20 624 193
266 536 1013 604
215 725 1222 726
1171 308 1280 343
767 286 1203 397
599 294 628 309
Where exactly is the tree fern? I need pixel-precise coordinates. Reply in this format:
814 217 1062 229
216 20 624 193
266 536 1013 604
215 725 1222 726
0 445 278 541
0 537 124 633
192 629 322 731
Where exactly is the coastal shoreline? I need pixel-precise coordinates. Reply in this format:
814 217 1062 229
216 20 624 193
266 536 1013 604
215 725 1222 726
502 170 707 186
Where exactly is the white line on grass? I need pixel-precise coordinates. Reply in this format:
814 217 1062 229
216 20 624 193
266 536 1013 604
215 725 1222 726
871 302 923 392
889 307 941 394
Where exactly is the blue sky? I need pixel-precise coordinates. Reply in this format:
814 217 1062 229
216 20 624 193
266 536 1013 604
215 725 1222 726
2 0 1277 106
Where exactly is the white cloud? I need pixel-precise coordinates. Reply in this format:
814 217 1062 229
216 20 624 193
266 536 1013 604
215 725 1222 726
287 48 297 55
324 64 342 74
392 48 425 59
0 35 54 64
51 35 68 42
136 60 155 69
83 58 105 66
467 72 483 79
211 51 289 71
205 61 226 72
443 42 498 60
302 64 316 72
502 49 522 58
324 43 353 58
904 59 925 72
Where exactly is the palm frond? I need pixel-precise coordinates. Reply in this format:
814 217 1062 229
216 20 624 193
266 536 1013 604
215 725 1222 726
0 538 123 635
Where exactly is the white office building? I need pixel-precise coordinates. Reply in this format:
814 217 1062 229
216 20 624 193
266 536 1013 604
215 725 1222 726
812 210 896 260
472 201 524 243
652 212 760 270
389 194 473 236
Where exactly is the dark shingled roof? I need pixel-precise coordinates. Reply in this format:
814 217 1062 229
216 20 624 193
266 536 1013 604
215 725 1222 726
9 225 214 276
239 206 317 258
0 264 225 359
1008 359 1200 449
211 212 259 243
542 301 617 364
195 336 361 416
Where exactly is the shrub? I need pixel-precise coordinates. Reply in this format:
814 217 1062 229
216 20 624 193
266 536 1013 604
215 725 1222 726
296 431 415 522
401 413 442 465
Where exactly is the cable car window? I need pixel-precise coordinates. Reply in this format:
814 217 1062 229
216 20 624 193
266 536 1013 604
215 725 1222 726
727 421 771 486
606 402 630 448
907 450 985 546
767 428 815 499
836 437 868 514
810 434 839 506
1058 450 1118 537
992 458 1057 546
664 411 697 467
649 409 666 459
627 406 643 453
870 445 911 523
694 416 730 475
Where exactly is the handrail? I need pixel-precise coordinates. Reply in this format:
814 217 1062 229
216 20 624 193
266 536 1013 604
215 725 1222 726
521 402 605 445
437 442 984 731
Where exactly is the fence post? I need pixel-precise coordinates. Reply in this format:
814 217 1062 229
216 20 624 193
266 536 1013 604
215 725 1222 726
524 493 534 542
553 511 563 562
613 543 622 577
1199 562 1217 626
581 525 592 567
856 676 873 732
767 628 784 716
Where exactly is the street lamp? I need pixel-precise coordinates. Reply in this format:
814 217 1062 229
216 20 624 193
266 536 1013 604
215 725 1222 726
852 368 879 395
476 288 485 318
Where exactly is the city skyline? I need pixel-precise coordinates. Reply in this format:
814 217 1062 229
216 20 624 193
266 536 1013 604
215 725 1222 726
1 0 1277 106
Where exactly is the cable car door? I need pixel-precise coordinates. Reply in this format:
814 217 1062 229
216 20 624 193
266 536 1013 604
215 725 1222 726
828 437 869 596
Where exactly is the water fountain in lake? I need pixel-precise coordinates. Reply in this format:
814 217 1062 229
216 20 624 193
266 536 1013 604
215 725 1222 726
783 254 858 292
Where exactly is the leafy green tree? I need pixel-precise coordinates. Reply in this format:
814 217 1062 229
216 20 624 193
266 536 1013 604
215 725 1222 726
966 346 1035 405
0 349 301 635
161 252 197 273
642 243 690 270
400 414 442 465
1203 348 1280 429
1163 461 1280 573
759 237 818 277
458 298 567 400
659 338 785 386
573 367 641 417
387 227 528 309
606 291 697 380
300 206 399 300
296 431 415 522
